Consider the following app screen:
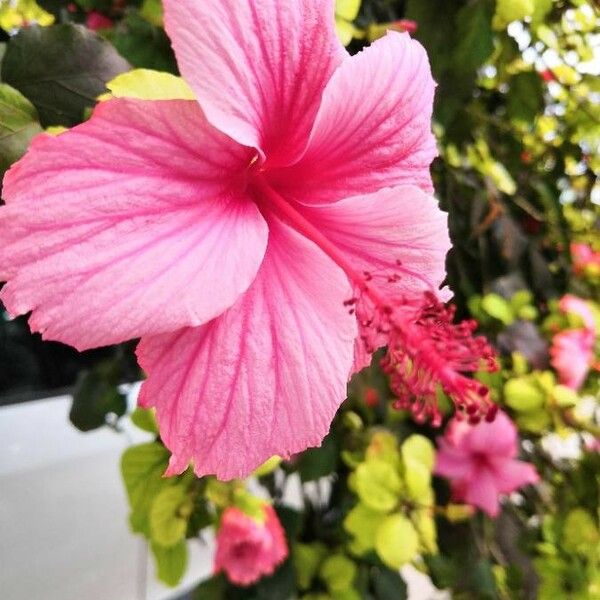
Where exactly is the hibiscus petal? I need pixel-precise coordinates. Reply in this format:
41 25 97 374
464 411 518 459
137 218 356 480
489 457 539 495
300 185 450 298
434 441 474 480
272 31 437 202
163 0 346 165
464 468 501 517
299 185 450 369
0 99 267 350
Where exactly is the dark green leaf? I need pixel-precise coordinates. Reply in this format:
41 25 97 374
274 505 303 541
2 23 130 126
507 72 544 123
194 574 227 600
109 14 177 73
372 568 408 600
453 0 495 77
69 363 127 432
470 560 499 599
296 433 339 482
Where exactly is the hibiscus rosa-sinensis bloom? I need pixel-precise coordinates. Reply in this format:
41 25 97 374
0 0 496 479
550 294 597 391
435 411 539 517
215 504 287 586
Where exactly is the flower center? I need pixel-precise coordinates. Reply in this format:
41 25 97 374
252 177 498 426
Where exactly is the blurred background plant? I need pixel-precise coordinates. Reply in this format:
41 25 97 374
0 0 598 598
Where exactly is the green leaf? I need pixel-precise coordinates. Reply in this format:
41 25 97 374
401 435 436 472
401 435 435 502
121 442 173 535
320 554 357 593
69 363 127 432
194 574 227 600
515 409 551 433
453 1 495 76
232 489 267 523
375 514 419 569
481 294 515 325
149 486 191 548
335 0 361 21
2 24 130 126
252 560 297 600
507 72 544 123
0 0 54 31
344 503 385 555
504 377 545 412
0 82 42 174
296 434 338 482
493 0 535 30
562 508 599 557
253 455 282 478
510 290 534 312
130 407 158 433
109 13 177 73
470 559 499 599
371 568 408 600
552 385 578 408
151 539 188 587
412 509 437 554
191 574 227 600
354 460 401 513
366 431 401 468
140 0 163 27
104 68 195 101
294 543 327 590
331 589 361 600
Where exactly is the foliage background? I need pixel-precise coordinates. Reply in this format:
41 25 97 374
0 0 599 598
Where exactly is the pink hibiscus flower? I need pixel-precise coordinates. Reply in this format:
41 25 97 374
215 504 287 586
571 242 600 277
0 0 495 480
435 411 539 517
550 295 597 390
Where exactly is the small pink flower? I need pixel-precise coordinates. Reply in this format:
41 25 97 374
550 294 596 390
85 11 113 30
215 505 287 586
435 411 539 517
550 330 595 390
571 242 600 277
0 0 495 479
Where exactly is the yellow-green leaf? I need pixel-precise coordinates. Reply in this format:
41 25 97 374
375 514 419 569
504 377 546 412
151 540 188 587
401 435 435 472
121 442 174 535
320 554 357 593
294 542 327 590
0 83 42 173
149 486 191 547
354 460 401 513
104 69 195 101
336 0 361 21
344 503 386 555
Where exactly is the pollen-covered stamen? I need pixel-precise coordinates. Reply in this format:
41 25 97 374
253 179 498 425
